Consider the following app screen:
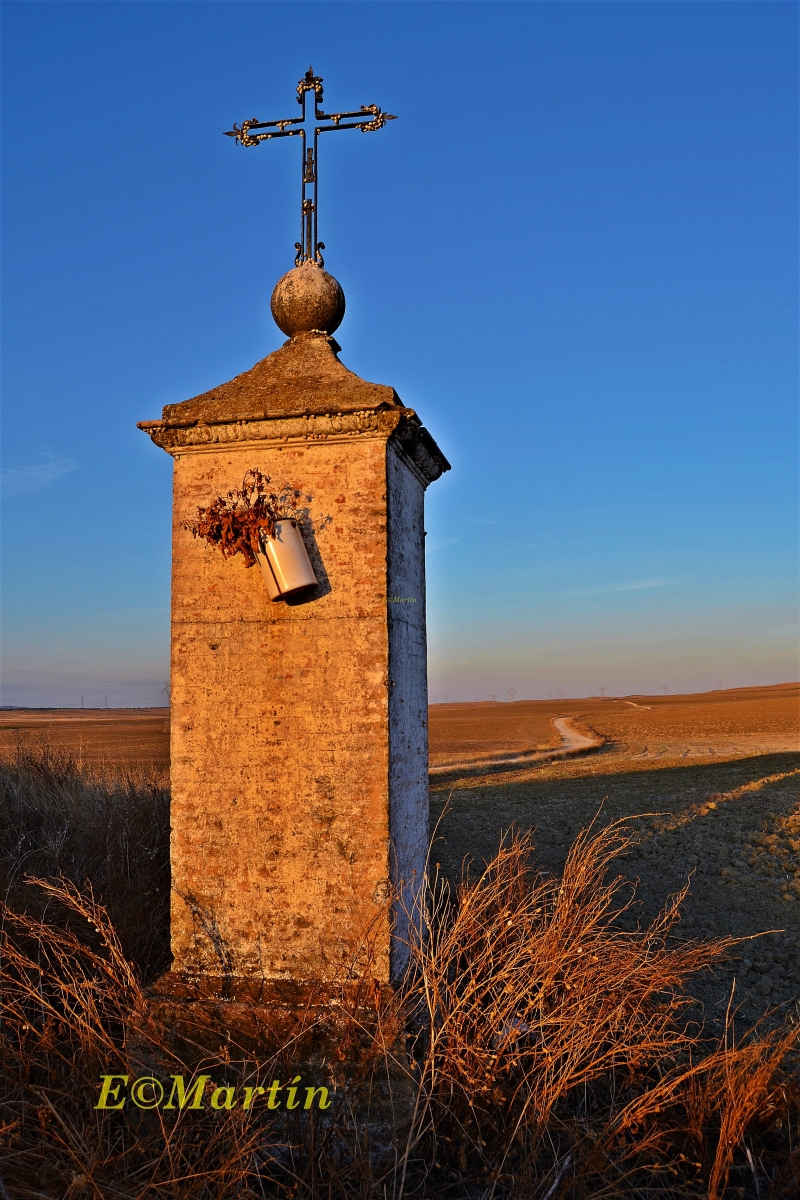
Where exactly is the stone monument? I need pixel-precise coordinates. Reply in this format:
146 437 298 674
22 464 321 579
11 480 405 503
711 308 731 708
138 70 449 1009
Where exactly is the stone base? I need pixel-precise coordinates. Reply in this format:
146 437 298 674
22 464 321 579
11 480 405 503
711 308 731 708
147 970 401 1051
144 971 418 1143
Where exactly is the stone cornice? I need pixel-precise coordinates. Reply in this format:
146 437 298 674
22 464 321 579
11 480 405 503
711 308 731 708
138 406 450 485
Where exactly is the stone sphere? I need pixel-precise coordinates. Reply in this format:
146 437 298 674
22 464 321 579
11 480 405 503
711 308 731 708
270 261 345 337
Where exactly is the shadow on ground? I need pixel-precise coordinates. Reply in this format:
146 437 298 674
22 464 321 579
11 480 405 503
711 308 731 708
430 751 800 1029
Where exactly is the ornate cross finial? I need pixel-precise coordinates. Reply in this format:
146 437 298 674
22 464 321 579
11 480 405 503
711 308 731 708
225 67 396 268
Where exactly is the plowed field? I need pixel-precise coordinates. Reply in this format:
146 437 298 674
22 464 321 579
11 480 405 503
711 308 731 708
430 685 800 1028
428 685 798 771
0 708 170 774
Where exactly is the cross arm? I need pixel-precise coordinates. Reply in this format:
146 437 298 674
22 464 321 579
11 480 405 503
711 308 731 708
316 105 397 133
224 117 304 147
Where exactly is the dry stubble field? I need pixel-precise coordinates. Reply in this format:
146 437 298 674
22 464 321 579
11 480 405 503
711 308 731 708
2 684 798 1026
0 707 170 775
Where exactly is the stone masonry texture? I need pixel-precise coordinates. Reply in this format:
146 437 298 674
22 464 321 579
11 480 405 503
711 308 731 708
139 332 448 988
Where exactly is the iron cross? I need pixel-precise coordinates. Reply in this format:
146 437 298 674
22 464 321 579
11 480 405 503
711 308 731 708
225 67 396 268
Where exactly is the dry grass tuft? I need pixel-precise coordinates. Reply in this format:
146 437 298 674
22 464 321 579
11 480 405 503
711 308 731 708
1 878 277 1197
1 747 798 1197
401 821 799 1196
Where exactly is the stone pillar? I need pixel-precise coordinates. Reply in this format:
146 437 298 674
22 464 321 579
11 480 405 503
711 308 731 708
139 263 449 994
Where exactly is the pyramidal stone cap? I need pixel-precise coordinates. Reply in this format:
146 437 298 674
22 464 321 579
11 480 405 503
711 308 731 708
271 260 345 337
137 262 450 483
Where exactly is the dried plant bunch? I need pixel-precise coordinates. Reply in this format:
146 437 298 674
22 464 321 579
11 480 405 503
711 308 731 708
186 468 306 568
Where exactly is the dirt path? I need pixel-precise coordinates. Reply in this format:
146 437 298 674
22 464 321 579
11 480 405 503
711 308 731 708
429 717 603 780
552 716 600 753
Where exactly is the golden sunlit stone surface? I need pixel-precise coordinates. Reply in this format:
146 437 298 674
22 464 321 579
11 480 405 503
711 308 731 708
139 326 449 993
270 261 345 338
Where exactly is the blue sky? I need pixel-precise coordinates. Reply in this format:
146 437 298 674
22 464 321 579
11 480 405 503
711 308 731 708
2 1 797 707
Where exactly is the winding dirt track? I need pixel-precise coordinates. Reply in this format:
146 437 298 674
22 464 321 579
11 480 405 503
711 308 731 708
429 716 602 779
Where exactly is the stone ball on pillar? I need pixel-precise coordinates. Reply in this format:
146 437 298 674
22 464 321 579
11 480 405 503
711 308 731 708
270 261 346 337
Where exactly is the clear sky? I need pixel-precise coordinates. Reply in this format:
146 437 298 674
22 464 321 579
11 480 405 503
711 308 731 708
2 1 797 707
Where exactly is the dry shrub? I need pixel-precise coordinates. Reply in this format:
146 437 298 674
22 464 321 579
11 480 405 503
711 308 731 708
2 879 276 1198
402 822 800 1196
1 747 798 1197
686 1021 800 1199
